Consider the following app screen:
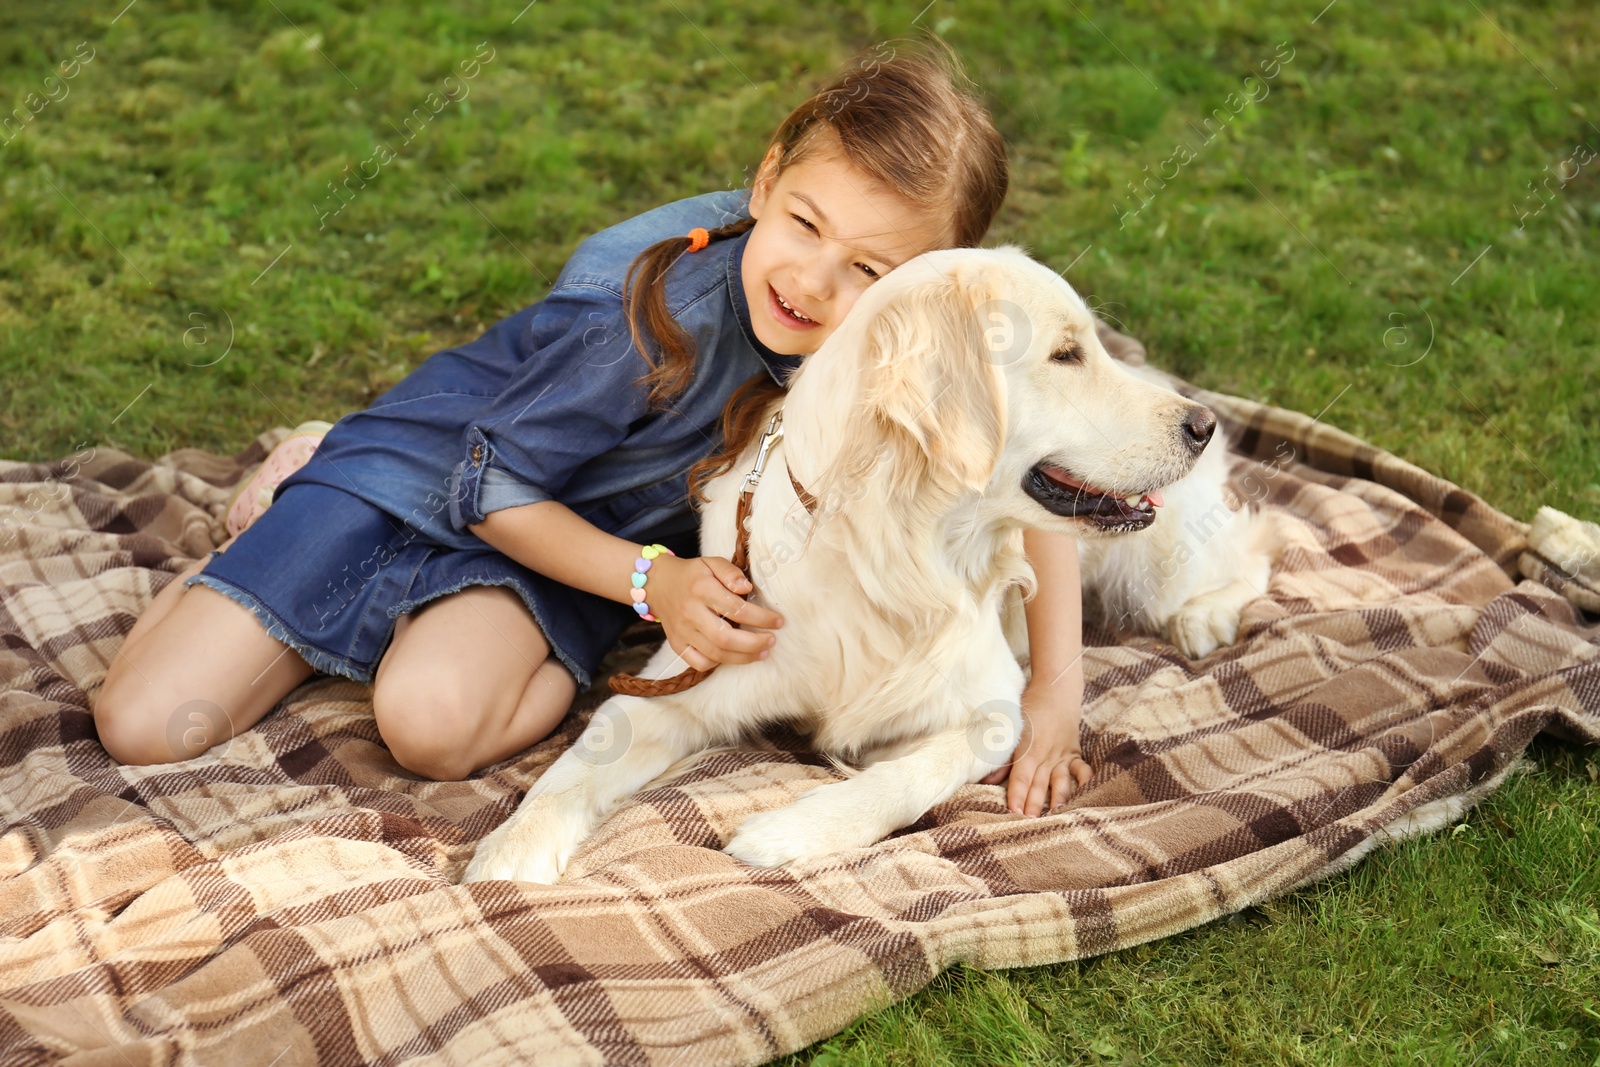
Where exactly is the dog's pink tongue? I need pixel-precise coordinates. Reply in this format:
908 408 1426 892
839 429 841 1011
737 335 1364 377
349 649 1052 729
1145 489 1165 508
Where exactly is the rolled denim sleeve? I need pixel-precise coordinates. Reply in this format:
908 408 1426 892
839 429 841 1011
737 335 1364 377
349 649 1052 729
476 466 554 515
449 284 652 534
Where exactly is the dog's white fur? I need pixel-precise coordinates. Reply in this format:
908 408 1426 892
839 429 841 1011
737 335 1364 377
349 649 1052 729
464 247 1274 883
1074 362 1284 658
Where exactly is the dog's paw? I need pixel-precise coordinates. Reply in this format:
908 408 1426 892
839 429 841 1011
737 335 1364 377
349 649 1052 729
724 790 875 868
1167 599 1241 659
724 807 821 868
462 829 567 885
460 795 583 885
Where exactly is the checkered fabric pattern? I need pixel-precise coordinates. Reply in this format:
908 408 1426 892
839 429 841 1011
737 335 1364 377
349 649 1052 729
1 385 1595 1065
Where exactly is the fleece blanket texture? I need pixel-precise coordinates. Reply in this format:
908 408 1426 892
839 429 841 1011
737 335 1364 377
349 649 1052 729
1 382 1596 1066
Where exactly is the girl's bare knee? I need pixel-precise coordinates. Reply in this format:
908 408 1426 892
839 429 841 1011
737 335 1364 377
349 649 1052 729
371 680 483 781
96 575 305 767
93 661 245 766
92 681 189 766
391 745 475 782
381 719 478 781
372 600 554 780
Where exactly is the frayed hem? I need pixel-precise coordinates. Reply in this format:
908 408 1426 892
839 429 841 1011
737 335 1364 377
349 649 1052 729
183 573 375 684
386 576 593 690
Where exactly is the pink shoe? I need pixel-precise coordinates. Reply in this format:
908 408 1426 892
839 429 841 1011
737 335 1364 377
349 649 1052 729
225 420 335 538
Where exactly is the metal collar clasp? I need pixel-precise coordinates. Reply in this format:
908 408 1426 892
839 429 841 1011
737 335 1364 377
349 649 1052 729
739 409 785 494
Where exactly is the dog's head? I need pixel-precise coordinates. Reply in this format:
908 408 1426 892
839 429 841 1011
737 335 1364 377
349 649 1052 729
797 246 1214 537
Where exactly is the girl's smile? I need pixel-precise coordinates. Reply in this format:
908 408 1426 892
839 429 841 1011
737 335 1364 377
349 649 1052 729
741 130 947 356
767 283 821 331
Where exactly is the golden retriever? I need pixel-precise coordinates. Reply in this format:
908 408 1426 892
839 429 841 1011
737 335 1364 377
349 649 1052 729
464 246 1271 883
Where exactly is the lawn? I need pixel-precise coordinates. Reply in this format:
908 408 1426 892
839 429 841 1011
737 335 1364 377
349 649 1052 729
3 1 1597 1064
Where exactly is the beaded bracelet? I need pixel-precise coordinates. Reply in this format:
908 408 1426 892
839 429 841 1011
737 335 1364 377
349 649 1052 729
630 543 676 621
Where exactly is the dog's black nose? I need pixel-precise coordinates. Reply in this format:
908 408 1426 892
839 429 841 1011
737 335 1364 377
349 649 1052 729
1182 406 1217 453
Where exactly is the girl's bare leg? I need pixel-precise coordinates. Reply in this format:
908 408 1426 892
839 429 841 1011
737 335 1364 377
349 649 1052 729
115 536 234 659
371 585 579 781
95 535 316 764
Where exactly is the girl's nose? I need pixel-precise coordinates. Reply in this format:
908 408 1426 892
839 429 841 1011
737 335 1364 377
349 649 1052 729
793 260 833 307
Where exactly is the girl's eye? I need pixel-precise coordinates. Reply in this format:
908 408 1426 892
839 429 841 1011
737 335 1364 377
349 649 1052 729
790 213 879 279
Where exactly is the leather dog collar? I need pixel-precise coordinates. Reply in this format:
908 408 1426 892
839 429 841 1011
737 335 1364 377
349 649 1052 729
609 408 815 697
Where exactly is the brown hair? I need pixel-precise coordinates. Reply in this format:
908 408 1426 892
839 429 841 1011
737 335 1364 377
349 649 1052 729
619 32 1010 506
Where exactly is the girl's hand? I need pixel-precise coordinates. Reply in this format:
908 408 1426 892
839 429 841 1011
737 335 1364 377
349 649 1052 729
980 683 1093 816
646 555 783 672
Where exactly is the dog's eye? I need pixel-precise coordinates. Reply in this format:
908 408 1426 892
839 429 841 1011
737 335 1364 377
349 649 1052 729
1050 344 1084 365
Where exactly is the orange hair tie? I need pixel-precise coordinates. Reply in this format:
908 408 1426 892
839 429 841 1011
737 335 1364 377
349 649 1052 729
686 227 710 252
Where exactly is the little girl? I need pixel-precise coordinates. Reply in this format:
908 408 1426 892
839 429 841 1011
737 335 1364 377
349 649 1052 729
95 37 1094 814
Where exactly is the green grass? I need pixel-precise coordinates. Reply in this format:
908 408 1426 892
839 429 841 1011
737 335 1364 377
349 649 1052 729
3 2 1597 1064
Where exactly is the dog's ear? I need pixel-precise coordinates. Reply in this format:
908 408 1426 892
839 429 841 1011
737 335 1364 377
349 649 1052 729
861 260 1009 496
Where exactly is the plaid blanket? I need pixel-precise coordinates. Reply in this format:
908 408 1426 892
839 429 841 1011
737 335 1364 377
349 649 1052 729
2 386 1596 1066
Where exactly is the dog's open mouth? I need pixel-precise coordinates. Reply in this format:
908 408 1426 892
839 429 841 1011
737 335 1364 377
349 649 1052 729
1023 462 1165 531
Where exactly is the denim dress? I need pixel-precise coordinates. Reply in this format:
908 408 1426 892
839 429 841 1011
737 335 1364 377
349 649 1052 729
185 187 801 690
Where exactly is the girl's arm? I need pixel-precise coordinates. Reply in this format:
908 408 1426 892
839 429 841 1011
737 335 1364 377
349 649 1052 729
469 501 783 671
981 526 1094 815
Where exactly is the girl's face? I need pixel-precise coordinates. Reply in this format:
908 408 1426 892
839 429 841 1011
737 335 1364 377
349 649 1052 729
742 136 947 356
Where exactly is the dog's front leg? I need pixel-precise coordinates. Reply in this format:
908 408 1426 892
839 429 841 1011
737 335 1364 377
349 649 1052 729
724 724 1004 869
462 694 710 885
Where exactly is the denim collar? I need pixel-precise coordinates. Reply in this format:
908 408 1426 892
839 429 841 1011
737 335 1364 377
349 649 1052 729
728 227 804 388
